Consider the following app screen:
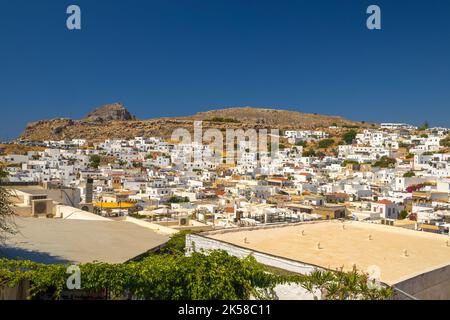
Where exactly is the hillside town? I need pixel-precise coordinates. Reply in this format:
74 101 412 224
1 121 449 234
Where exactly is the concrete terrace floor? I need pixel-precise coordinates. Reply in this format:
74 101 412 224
0 217 170 264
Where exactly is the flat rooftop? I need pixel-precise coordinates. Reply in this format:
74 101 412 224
206 220 450 285
9 186 49 195
1 217 170 264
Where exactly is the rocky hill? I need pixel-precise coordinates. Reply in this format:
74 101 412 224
85 103 136 122
20 104 367 142
184 107 355 127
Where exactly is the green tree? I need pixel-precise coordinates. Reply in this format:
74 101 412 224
159 230 195 255
303 149 316 157
403 171 415 178
373 156 396 168
341 160 359 167
0 169 8 180
419 121 429 131
399 142 411 149
342 130 357 145
117 160 127 167
399 210 408 220
132 162 143 168
318 139 334 149
166 196 190 204
440 136 450 148
89 155 101 169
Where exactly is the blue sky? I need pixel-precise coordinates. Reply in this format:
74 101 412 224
0 0 449 140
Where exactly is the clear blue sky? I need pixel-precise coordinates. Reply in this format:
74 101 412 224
1 0 449 140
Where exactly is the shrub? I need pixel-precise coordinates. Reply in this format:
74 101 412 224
341 160 359 167
373 156 396 168
206 117 240 123
166 196 190 204
418 121 429 131
89 155 101 169
295 141 307 147
342 130 357 145
403 171 415 178
303 149 316 157
399 210 408 220
0 253 393 300
440 136 450 148
318 139 334 149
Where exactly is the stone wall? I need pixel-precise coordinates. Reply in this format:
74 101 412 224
186 234 321 300
394 264 450 300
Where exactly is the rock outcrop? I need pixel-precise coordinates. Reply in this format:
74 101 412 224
84 103 135 122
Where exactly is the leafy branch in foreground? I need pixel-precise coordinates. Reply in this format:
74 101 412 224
0 251 281 300
290 268 394 300
0 249 393 300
